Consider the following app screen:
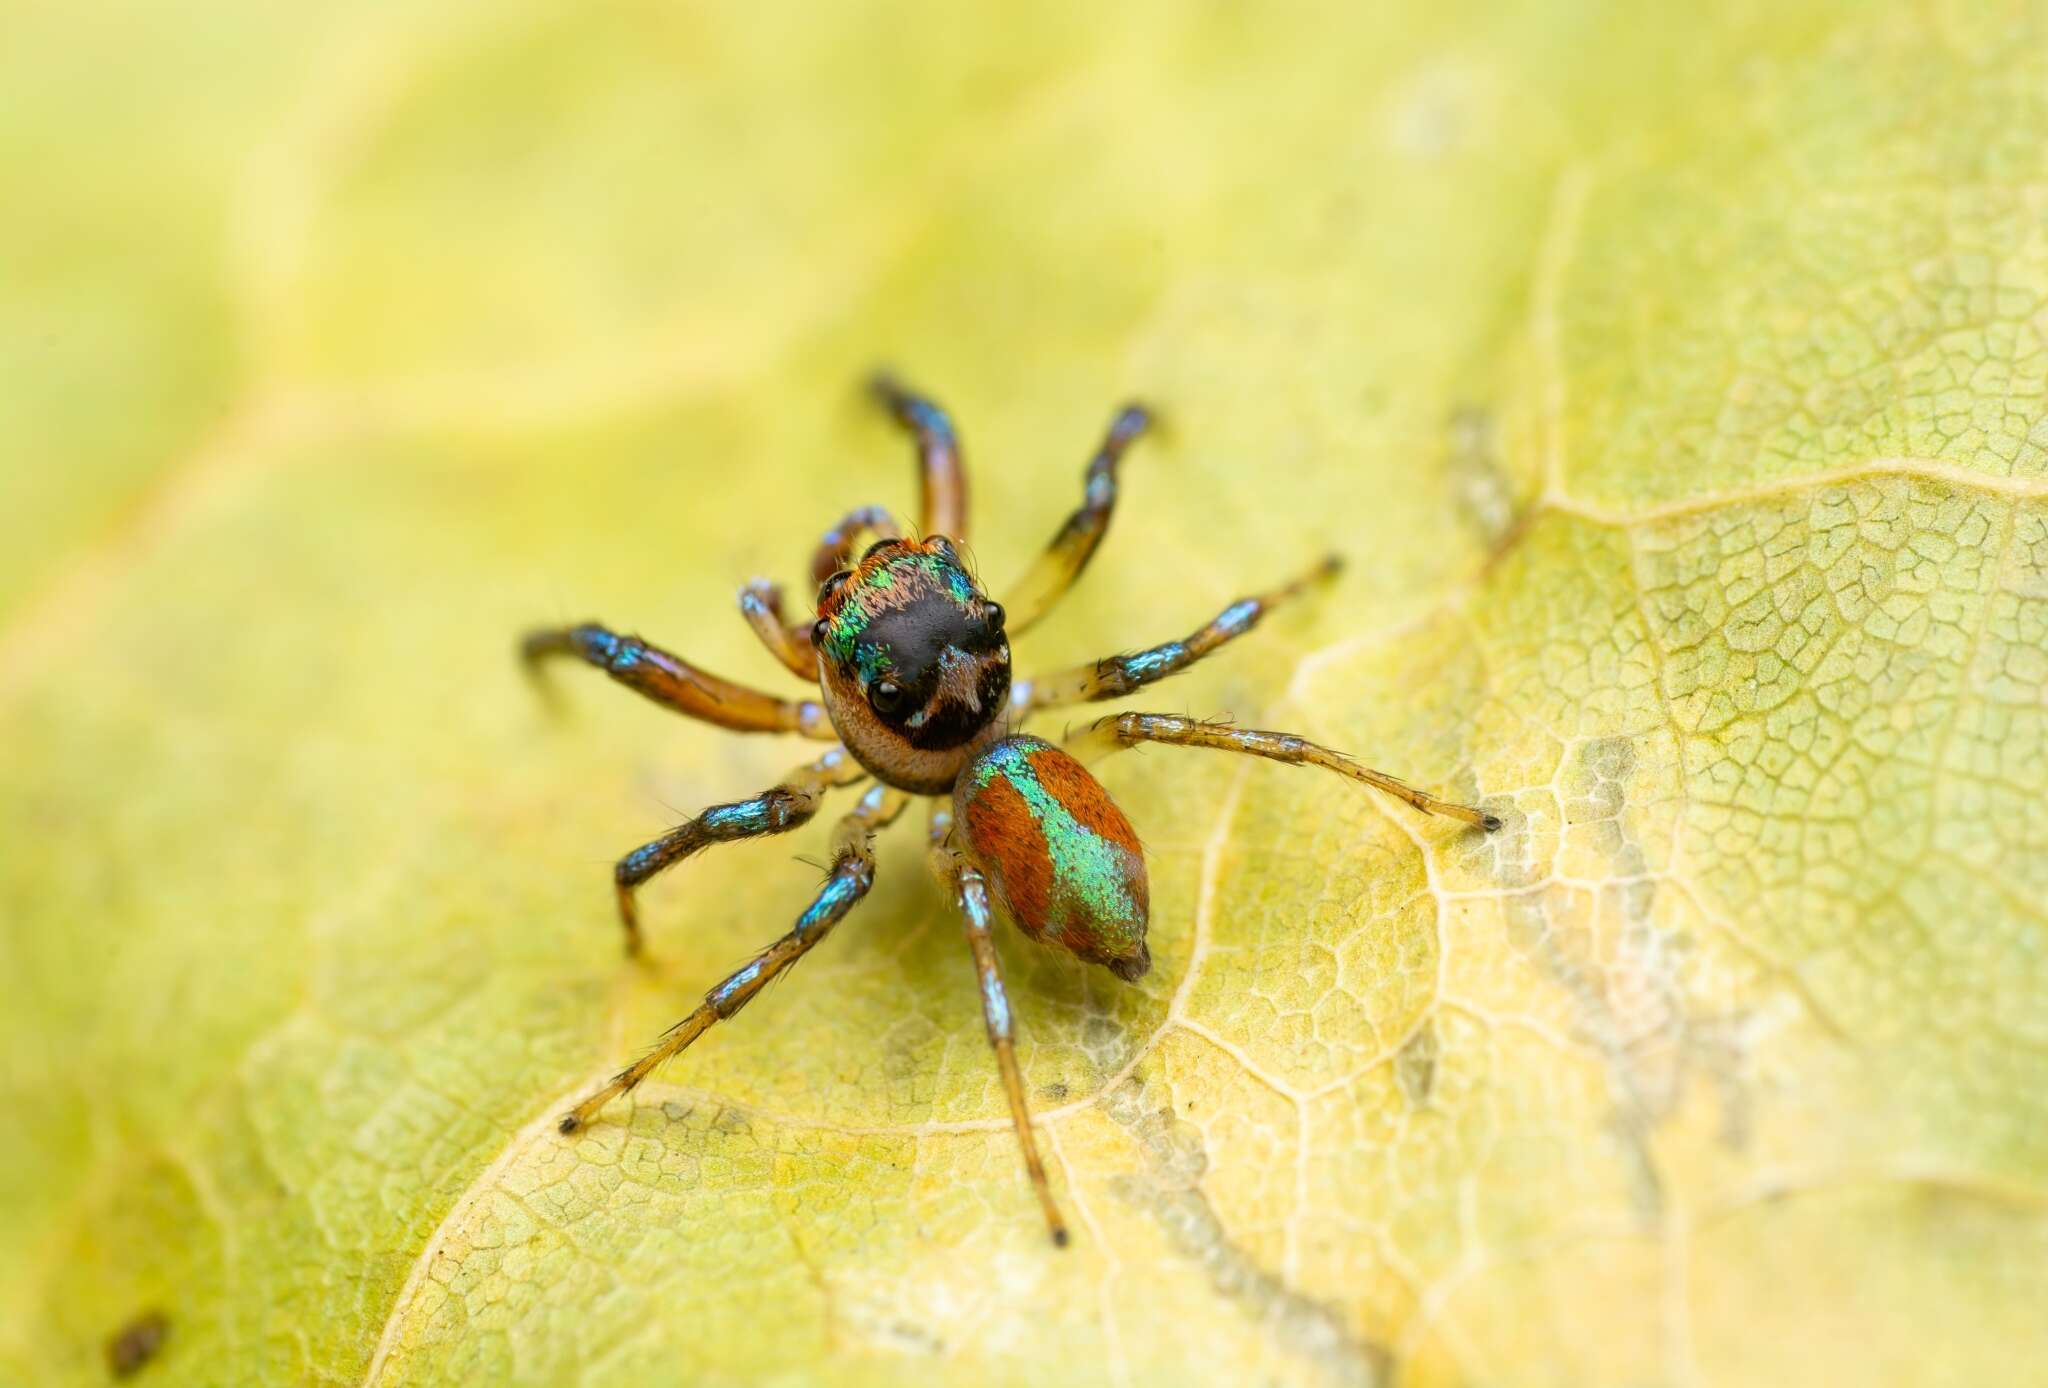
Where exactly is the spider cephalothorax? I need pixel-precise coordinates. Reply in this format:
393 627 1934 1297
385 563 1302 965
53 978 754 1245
524 373 1500 1247
812 536 1011 793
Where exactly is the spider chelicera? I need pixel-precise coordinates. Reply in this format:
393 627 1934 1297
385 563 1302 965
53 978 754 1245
523 375 1501 1245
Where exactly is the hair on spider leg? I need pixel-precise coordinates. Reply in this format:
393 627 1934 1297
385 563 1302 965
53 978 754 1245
791 851 832 874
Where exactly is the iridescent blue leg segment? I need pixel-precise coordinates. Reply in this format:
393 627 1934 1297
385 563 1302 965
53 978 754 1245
610 747 868 954
1065 712 1501 832
928 805 1070 1247
1001 400 1152 636
561 785 910 1132
869 372 968 541
522 622 834 737
1012 554 1340 714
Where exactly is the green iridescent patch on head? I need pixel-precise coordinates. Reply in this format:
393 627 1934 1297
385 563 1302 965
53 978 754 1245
819 549 977 668
852 641 894 682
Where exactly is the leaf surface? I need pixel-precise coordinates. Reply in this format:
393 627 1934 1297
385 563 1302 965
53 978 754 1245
2 4 2044 1385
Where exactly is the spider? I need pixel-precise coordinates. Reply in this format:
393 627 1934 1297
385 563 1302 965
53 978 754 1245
522 375 1501 1245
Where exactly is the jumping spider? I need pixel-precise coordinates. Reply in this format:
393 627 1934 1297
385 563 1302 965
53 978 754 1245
523 375 1500 1244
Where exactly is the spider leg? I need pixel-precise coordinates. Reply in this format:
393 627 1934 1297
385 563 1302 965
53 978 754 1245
869 373 968 540
738 580 819 680
610 746 869 954
522 623 834 737
1066 711 1501 832
928 805 1070 1247
561 783 910 1132
1012 554 1339 715
999 401 1151 636
808 504 903 585
738 502 908 682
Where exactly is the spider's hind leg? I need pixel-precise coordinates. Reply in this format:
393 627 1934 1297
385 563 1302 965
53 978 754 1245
928 805 1071 1247
1067 712 1500 832
562 784 909 1132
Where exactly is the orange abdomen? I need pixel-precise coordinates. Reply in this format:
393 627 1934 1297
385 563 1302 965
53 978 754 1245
954 736 1150 980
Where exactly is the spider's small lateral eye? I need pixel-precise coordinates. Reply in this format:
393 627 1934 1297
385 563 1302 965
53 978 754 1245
868 679 907 716
810 618 828 646
928 535 959 563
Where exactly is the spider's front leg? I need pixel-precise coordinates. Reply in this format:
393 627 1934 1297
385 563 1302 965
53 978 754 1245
870 373 967 539
522 622 834 736
737 580 818 681
806 504 902 585
928 805 1070 1247
1000 401 1151 635
561 784 910 1133
1010 553 1339 716
737 508 906 682
610 747 869 954
1068 712 1501 831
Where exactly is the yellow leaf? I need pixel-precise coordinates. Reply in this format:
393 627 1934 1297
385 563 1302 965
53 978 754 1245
3 3 2043 1385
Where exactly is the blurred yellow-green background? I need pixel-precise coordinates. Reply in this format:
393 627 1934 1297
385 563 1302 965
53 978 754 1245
4 2 2046 1385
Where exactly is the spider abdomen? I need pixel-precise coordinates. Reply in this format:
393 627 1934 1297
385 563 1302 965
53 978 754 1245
954 735 1151 981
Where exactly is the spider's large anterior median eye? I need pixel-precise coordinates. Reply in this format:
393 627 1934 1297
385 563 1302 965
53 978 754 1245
868 678 907 716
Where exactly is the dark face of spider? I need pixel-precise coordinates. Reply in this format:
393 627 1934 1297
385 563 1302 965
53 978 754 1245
813 537 1010 793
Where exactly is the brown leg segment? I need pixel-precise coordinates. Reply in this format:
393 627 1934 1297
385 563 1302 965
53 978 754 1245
808 505 903 586
929 806 1070 1247
1066 712 1501 832
999 401 1151 636
522 622 834 737
562 784 910 1132
739 508 905 680
869 373 968 541
738 580 819 681
1013 554 1340 715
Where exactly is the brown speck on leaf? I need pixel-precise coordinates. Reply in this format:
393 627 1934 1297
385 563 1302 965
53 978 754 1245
105 1310 168 1378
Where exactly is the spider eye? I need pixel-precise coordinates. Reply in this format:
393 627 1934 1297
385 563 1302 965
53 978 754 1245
817 570 851 606
868 678 907 716
982 601 1005 633
928 536 959 563
810 618 828 646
